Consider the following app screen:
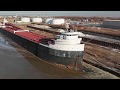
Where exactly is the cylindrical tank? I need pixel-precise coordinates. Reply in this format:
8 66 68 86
21 17 30 22
52 18 65 25
45 18 53 24
32 18 42 22
57 29 65 33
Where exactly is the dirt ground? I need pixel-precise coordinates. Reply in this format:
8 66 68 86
84 43 120 74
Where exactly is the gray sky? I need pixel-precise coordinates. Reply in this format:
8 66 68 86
0 11 120 17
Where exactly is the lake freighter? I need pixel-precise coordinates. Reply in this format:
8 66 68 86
0 18 85 69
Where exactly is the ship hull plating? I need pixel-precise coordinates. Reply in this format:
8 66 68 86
37 44 84 68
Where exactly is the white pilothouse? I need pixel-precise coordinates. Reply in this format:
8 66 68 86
49 31 84 52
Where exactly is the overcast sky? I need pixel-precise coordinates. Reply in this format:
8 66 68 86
0 11 120 17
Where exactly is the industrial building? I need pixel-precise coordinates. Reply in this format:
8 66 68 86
101 20 120 29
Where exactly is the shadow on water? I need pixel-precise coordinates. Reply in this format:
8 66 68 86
0 33 85 79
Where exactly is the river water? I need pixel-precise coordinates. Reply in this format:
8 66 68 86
0 33 85 79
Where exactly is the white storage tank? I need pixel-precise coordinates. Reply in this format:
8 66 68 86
57 29 65 33
21 17 30 22
45 18 53 24
52 18 65 25
32 18 42 22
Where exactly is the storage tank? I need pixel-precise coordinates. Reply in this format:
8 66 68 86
52 18 65 25
57 29 65 33
45 18 53 24
32 18 42 22
21 17 30 22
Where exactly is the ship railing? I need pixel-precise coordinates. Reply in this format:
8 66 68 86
14 30 29 34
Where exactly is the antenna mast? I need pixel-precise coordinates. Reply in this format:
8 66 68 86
65 23 70 32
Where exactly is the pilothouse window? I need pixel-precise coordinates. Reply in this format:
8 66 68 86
56 35 61 39
66 34 77 36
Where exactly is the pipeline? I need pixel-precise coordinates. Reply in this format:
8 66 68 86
83 59 120 78
82 38 120 50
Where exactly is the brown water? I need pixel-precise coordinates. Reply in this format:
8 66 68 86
0 33 85 79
